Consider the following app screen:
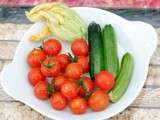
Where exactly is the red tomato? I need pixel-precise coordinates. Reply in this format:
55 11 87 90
28 68 45 86
95 71 115 91
69 98 88 114
65 63 83 80
43 39 61 56
88 90 109 111
68 78 76 82
34 81 49 100
79 77 94 96
77 56 89 72
57 54 70 71
61 82 78 99
71 39 88 56
53 75 68 90
41 57 61 77
50 92 67 110
27 48 46 67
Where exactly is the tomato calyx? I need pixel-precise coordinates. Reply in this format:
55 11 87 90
47 83 54 97
78 76 84 86
42 61 54 69
68 53 77 63
42 57 55 69
84 92 92 100
77 76 92 99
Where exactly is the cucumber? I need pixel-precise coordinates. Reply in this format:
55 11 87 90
109 53 134 102
88 22 104 79
102 25 119 78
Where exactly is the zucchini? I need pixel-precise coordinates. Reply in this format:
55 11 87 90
102 25 119 78
88 22 104 79
109 53 134 102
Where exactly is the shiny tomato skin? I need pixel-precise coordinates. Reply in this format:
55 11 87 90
27 48 46 67
50 92 67 110
77 56 89 72
65 63 83 80
61 82 78 99
71 39 88 56
53 75 68 90
95 71 115 91
28 68 45 86
43 39 61 56
69 98 88 114
57 54 70 71
41 57 61 77
34 81 48 100
88 90 109 111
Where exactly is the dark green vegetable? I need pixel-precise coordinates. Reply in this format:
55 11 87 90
109 53 134 102
88 22 104 79
102 24 119 78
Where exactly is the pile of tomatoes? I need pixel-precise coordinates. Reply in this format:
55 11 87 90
27 38 115 114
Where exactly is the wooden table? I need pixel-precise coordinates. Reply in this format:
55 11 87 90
0 7 160 120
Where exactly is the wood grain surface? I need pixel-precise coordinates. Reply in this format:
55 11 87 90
0 23 160 120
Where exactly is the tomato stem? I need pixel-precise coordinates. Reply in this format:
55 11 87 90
38 45 43 50
68 52 77 63
47 83 54 97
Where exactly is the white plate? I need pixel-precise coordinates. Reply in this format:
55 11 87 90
0 7 158 120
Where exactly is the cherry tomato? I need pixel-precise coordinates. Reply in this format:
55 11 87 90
57 54 70 71
77 56 89 72
53 75 68 90
95 71 115 91
34 81 49 100
69 98 88 114
68 78 76 82
79 77 94 96
50 92 67 110
88 90 109 111
61 82 78 99
65 63 83 79
28 68 45 86
41 57 61 77
43 39 61 56
27 48 46 67
71 39 88 56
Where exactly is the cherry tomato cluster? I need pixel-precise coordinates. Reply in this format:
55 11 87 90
27 38 115 114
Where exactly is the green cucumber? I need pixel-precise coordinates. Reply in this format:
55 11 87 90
109 53 134 102
88 22 104 79
102 25 119 78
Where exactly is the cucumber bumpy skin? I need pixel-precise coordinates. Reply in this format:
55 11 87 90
102 24 119 78
109 53 134 102
88 22 104 79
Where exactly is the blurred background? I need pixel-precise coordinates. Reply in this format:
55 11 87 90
0 0 160 27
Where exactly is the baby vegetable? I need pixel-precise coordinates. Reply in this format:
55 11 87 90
61 82 79 99
88 22 104 79
43 38 62 56
88 90 109 111
102 25 119 78
29 26 51 42
69 98 88 114
26 2 87 42
109 53 134 102
34 81 51 100
95 71 115 91
50 92 67 110
28 68 45 86
65 63 83 80
71 38 89 56
27 48 46 67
